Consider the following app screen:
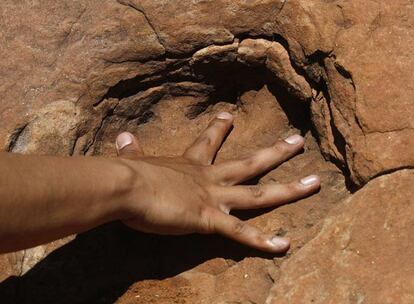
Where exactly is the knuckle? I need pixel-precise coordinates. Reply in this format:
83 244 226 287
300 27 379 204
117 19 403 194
217 176 234 187
199 166 212 179
197 135 212 147
207 119 226 132
291 181 308 194
254 234 268 247
205 169 226 185
286 182 300 193
212 118 229 127
233 221 246 235
272 141 291 155
196 185 213 204
119 150 140 160
247 185 264 199
243 157 259 170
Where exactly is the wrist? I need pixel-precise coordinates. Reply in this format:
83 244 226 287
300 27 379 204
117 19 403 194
110 158 147 222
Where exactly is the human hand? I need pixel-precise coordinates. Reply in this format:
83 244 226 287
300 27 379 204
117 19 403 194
115 112 320 253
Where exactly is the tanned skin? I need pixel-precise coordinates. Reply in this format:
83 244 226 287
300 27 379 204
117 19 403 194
0 112 320 254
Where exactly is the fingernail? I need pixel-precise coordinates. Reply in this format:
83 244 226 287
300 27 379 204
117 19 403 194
116 133 133 150
284 134 303 145
268 236 290 249
217 112 233 120
300 175 320 186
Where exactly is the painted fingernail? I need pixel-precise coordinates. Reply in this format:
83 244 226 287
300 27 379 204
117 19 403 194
284 134 303 145
116 132 133 150
268 236 290 249
217 112 233 120
300 175 320 186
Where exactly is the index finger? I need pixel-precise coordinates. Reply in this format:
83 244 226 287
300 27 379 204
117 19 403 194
183 112 234 165
211 135 304 186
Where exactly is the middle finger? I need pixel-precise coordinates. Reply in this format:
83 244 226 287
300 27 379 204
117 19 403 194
213 175 320 211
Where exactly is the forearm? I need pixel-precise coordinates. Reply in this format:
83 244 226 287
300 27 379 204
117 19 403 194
0 152 133 253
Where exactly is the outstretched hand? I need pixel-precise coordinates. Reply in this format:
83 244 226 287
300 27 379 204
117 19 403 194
115 112 320 253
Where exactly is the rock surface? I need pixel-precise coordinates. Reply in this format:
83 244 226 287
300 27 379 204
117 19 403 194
0 0 413 303
1 0 413 182
267 170 414 304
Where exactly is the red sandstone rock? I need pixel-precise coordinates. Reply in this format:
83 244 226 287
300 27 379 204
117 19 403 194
267 170 414 304
0 0 413 303
2 0 413 183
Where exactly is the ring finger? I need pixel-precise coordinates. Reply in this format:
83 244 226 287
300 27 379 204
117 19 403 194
214 175 320 211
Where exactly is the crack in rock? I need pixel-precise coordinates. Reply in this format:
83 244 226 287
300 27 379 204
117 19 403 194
117 0 166 51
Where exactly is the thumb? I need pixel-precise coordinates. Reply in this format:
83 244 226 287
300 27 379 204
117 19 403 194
115 132 144 159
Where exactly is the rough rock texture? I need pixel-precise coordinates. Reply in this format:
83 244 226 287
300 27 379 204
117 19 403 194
267 170 414 304
0 0 414 303
1 0 413 183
